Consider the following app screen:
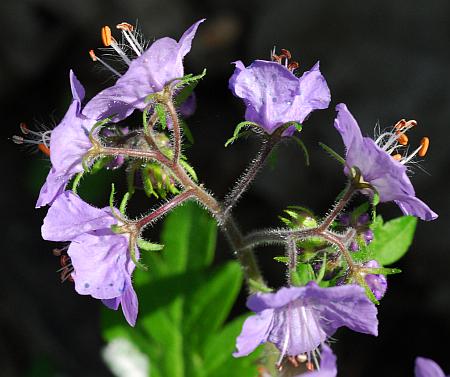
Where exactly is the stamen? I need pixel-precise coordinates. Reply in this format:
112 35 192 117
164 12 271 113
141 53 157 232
392 153 402 161
396 132 409 146
38 143 51 157
418 137 429 157
89 49 123 77
12 135 24 144
280 48 292 60
394 119 406 130
20 122 29 134
101 26 112 47
116 22 142 56
288 61 299 71
306 361 314 371
100 26 132 65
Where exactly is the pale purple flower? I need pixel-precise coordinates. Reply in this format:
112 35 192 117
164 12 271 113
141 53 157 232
229 59 330 135
363 260 388 300
334 103 438 221
41 191 138 326
294 344 337 377
83 20 204 122
415 357 449 377
233 282 377 360
36 70 96 208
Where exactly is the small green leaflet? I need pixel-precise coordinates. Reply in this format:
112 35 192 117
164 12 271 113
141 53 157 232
224 121 261 147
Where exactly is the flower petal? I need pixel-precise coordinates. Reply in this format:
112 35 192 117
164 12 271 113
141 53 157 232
68 232 130 300
229 60 301 133
307 283 378 337
41 191 116 241
233 309 273 357
69 69 85 103
395 195 438 221
120 283 139 327
36 167 70 208
415 357 446 377
334 103 364 153
247 286 307 312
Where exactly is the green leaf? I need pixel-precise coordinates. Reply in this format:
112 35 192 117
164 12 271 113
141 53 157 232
224 121 261 147
369 216 417 265
183 262 243 349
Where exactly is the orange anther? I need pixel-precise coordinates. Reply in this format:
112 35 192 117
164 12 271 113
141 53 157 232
396 132 409 145
418 137 429 157
392 154 402 161
306 361 315 371
405 119 417 128
88 49 97 61
280 48 292 60
116 22 134 32
38 143 51 157
101 25 112 47
394 119 406 130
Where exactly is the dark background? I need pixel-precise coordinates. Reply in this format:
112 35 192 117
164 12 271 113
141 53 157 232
1 0 449 376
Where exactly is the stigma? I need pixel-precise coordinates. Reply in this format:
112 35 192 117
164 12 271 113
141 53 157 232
374 119 430 165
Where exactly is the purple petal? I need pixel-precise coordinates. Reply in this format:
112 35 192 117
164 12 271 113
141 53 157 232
306 283 379 337
49 101 92 174
41 191 116 241
233 309 273 357
334 103 363 154
229 60 301 133
69 69 85 103
177 19 205 59
120 284 139 327
68 232 130 300
247 286 307 312
395 195 438 221
102 296 120 310
268 303 327 355
415 357 446 377
293 61 331 122
36 167 70 208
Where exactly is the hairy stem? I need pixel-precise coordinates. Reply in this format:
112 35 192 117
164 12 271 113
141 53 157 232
224 134 280 217
165 100 182 163
318 182 355 231
136 189 195 229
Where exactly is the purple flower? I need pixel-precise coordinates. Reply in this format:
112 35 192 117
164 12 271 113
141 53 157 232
334 103 438 221
36 70 96 208
233 282 377 360
294 344 337 377
415 357 449 377
41 191 138 326
83 20 204 122
229 58 330 135
363 260 388 300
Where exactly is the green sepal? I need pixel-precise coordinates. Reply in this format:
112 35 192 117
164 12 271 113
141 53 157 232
176 68 207 87
315 253 327 284
290 270 303 286
179 157 198 182
318 142 346 165
71 172 84 194
224 121 261 147
296 263 315 286
155 103 167 129
110 224 126 234
273 256 289 263
137 238 164 252
109 183 116 209
248 278 273 293
90 156 114 174
119 192 131 215
293 136 310 166
365 267 402 275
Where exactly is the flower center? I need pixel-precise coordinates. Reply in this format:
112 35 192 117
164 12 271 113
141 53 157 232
89 22 146 77
374 119 430 165
12 122 51 156
53 247 74 283
271 48 300 72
